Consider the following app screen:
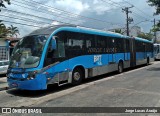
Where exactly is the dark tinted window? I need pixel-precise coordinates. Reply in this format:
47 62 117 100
115 38 124 53
125 39 130 52
135 40 144 52
96 35 107 48
146 43 153 52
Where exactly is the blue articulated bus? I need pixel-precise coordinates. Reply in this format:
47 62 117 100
7 25 154 90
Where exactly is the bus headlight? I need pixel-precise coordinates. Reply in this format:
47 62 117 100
27 76 35 80
27 71 38 80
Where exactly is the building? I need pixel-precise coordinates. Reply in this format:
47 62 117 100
0 37 20 61
0 38 9 61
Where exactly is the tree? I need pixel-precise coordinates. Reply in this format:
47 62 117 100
0 0 10 40
114 29 124 34
0 20 9 38
152 25 160 32
0 0 10 11
8 25 19 38
148 0 160 15
137 32 153 41
148 0 160 42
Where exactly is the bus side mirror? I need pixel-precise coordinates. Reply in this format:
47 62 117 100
51 36 56 50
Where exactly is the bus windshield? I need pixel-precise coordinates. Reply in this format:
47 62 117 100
9 35 47 68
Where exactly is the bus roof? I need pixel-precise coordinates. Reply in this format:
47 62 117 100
28 25 152 43
76 26 128 39
28 25 76 36
134 37 153 43
28 25 128 38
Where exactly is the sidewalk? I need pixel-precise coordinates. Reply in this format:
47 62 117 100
0 77 8 91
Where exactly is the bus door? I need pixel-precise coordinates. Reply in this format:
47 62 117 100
108 38 116 63
124 39 130 61
130 38 136 67
44 33 69 82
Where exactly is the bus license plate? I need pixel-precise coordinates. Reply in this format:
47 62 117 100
11 83 18 87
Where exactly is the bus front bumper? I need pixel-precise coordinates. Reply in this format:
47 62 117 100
7 74 47 90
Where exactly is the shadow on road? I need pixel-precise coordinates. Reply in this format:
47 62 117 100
6 84 73 98
146 67 160 71
6 64 151 98
0 74 6 78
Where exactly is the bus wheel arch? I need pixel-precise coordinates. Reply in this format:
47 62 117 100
71 65 85 85
118 60 123 73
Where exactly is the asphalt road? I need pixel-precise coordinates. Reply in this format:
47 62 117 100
1 61 160 116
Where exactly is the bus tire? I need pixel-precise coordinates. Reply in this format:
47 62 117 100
118 62 123 73
72 68 82 85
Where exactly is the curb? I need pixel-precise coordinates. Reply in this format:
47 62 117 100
0 86 9 91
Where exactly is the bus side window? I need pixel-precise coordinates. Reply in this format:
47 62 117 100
126 39 130 52
66 32 85 57
84 34 95 48
46 41 53 58
115 38 124 53
96 36 106 48
86 40 91 48
107 37 114 53
53 40 65 58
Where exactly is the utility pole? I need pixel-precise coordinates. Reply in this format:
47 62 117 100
122 6 134 36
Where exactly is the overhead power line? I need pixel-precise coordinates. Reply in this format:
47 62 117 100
2 9 116 31
1 8 79 26
122 0 153 18
11 2 83 24
100 0 122 8
0 14 51 25
2 20 41 27
104 0 152 21
19 0 123 26
107 0 125 8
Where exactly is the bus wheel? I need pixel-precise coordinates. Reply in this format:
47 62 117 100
72 68 82 85
118 62 123 73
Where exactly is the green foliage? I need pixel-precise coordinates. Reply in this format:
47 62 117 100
148 0 160 32
0 0 10 11
150 20 160 33
148 0 160 15
114 29 124 34
0 20 8 39
8 25 20 37
0 0 11 40
137 32 153 41
0 21 19 39
152 25 160 32
0 1 19 40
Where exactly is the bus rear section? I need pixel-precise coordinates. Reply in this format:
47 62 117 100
130 37 154 66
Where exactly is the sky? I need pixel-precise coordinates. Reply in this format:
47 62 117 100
1 0 160 38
